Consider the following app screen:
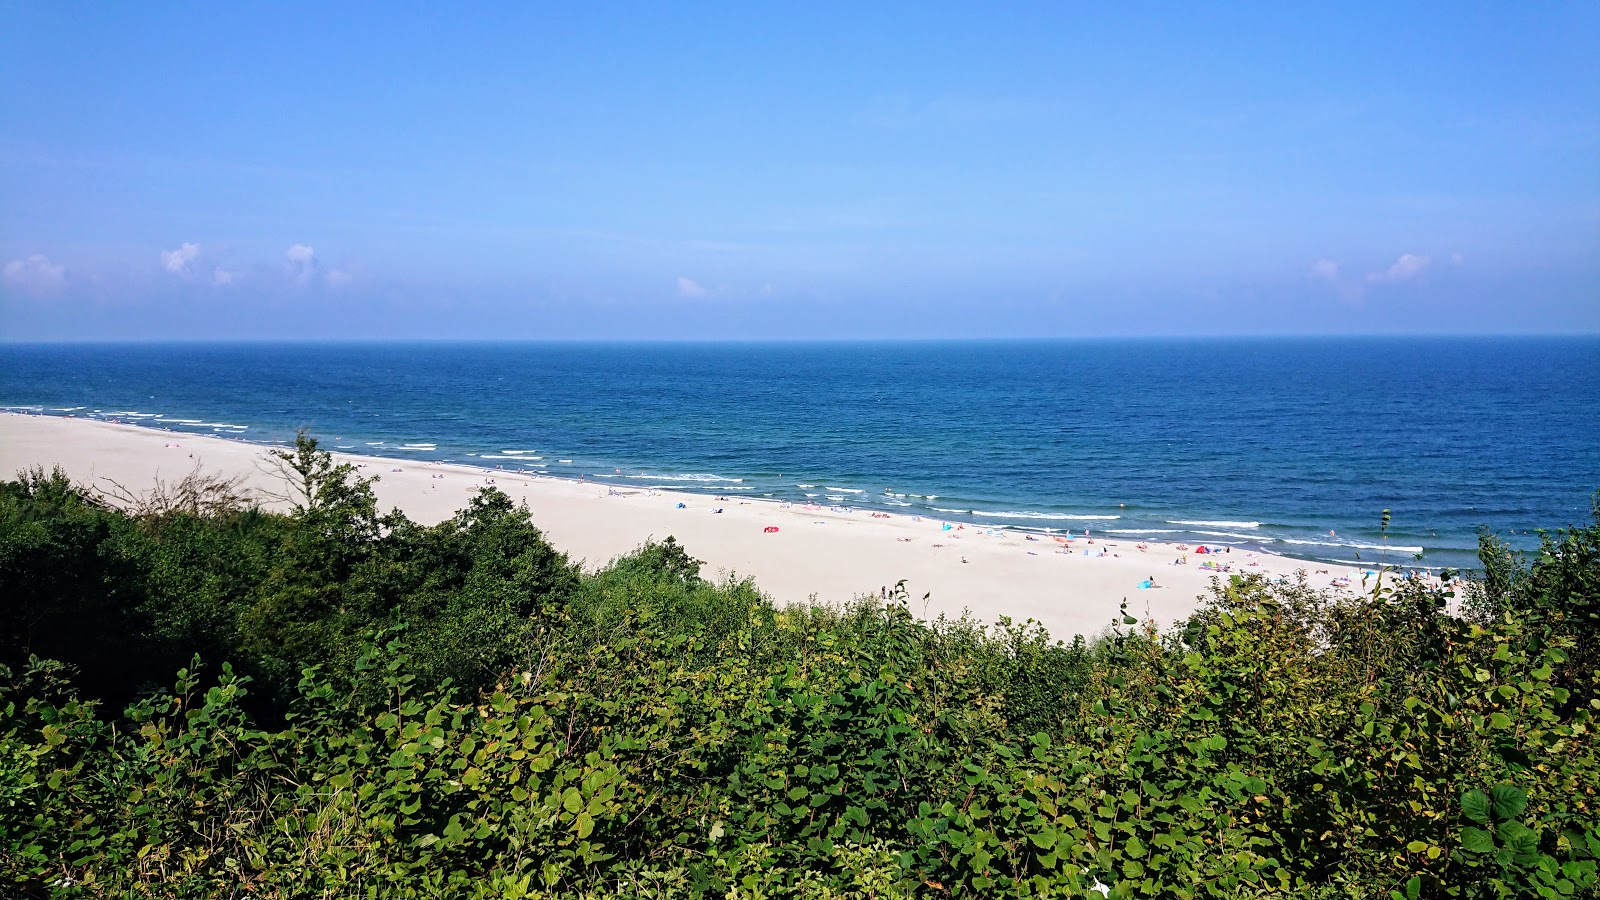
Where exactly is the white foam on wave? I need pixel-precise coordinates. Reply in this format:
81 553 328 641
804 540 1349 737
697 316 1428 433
1282 538 1425 554
1169 520 1261 528
558 459 573 463
1 405 43 411
825 487 864 493
796 484 816 488
1191 530 1266 541
625 473 743 483
1107 528 1186 535
970 511 1122 521
931 507 970 514
499 449 539 455
479 454 542 460
366 442 386 446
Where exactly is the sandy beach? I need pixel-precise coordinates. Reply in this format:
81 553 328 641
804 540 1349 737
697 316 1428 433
1 414 1373 641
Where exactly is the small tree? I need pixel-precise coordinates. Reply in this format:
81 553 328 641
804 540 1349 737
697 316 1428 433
261 429 381 541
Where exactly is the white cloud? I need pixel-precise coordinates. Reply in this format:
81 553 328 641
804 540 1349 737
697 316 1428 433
1367 253 1431 284
326 269 353 287
286 243 317 283
160 242 201 274
211 267 236 287
3 253 66 292
676 276 708 298
1309 258 1340 281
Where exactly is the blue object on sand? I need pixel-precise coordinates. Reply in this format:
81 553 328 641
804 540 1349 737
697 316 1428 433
1137 580 1152 589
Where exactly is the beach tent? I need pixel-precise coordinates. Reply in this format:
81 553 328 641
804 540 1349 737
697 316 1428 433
1195 545 1210 554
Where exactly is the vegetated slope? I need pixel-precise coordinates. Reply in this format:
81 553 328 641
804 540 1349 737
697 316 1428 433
1 437 1596 899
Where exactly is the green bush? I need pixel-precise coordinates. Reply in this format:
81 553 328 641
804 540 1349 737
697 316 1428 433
0 450 1595 897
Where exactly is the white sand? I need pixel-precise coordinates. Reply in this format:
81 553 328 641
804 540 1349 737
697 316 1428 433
1 415 1372 642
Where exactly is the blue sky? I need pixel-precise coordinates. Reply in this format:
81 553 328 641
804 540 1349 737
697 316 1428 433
2 3 1596 340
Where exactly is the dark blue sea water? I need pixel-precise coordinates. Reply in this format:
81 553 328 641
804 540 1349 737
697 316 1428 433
3 338 1597 570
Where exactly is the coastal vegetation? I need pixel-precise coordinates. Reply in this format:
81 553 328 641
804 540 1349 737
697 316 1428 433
1 435 1596 898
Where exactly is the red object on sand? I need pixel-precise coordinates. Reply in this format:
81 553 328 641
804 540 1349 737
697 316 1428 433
763 526 779 533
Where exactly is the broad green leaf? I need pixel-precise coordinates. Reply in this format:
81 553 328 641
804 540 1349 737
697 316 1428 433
1498 820 1539 863
1462 789 1492 824
1490 784 1528 821
1461 826 1494 853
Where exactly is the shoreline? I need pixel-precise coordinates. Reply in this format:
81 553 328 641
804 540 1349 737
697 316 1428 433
1 413 1387 642
0 405 1448 570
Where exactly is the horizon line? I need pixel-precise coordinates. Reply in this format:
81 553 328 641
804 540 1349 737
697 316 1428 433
4 332 1599 347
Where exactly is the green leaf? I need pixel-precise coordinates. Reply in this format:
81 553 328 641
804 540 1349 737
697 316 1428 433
1461 826 1495 853
1462 789 1492 824
1490 784 1528 821
576 811 594 840
1498 820 1539 863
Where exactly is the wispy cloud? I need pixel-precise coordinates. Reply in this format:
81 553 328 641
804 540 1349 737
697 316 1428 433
1367 253 1431 284
3 253 66 293
676 276 708 298
286 243 317 283
160 242 201 275
1309 258 1340 281
211 267 236 287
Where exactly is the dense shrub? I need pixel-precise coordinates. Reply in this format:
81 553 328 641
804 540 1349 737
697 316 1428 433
0 448 1595 898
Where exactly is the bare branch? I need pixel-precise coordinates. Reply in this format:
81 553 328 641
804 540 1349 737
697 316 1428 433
93 461 253 520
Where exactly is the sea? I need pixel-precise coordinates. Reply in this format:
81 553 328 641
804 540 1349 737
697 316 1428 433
3 337 1597 572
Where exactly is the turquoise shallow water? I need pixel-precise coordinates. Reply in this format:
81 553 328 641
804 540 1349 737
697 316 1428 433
3 337 1597 571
